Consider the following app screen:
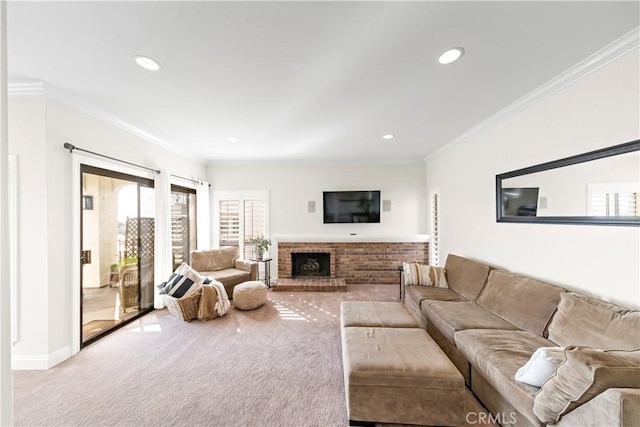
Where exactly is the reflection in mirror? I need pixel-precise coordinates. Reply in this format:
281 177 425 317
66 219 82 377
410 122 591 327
502 188 539 216
496 140 640 226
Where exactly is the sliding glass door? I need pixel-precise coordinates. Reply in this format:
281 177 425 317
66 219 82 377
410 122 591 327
170 185 197 270
80 165 155 346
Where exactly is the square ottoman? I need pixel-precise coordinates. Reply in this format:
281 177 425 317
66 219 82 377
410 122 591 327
340 301 419 328
341 326 465 426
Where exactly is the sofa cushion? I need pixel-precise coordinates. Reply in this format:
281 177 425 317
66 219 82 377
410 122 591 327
205 268 250 285
406 286 468 305
342 327 463 389
444 254 492 301
423 301 518 344
455 329 557 426
477 270 565 337
191 247 239 272
341 301 419 328
548 388 640 427
533 347 640 424
547 293 640 350
402 263 448 287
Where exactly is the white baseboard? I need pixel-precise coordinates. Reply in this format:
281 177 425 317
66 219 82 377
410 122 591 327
12 346 72 370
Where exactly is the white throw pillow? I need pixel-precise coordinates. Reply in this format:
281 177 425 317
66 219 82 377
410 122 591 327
166 262 205 299
515 347 566 387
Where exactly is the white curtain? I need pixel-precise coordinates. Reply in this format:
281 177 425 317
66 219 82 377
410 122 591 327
154 171 171 309
196 181 211 249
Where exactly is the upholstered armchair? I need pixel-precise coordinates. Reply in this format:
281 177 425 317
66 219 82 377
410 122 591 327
190 247 257 298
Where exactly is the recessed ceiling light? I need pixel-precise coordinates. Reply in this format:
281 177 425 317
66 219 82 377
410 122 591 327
382 134 395 140
133 55 161 71
227 137 240 143
437 47 464 65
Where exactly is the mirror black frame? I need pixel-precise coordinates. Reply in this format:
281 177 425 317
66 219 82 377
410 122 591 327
496 139 640 226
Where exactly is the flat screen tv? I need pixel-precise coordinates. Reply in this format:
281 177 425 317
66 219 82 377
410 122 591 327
502 187 540 216
323 190 381 223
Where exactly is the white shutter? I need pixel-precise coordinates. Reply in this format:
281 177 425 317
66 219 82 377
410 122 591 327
219 200 240 247
243 200 266 259
430 189 440 266
589 183 639 217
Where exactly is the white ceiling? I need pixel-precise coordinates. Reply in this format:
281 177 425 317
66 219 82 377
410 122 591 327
7 1 640 164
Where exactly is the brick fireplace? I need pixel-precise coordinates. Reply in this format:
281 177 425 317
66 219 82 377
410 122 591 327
277 238 429 285
292 252 331 277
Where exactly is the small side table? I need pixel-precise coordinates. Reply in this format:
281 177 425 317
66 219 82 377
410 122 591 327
251 258 272 288
397 265 404 300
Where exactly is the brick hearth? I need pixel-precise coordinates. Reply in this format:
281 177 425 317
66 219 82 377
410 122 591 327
277 241 428 285
272 277 347 292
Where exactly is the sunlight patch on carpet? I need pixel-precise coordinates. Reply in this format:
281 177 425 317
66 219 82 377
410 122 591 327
273 301 307 321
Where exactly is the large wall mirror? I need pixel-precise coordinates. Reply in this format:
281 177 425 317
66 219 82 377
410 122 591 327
496 140 640 226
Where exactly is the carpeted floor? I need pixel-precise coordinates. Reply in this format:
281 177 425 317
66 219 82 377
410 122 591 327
13 285 492 427
13 285 399 426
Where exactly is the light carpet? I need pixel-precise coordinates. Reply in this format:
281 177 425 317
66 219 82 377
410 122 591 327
14 285 396 426
13 285 491 427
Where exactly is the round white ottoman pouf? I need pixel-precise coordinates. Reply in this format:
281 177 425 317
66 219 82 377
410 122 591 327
233 281 268 310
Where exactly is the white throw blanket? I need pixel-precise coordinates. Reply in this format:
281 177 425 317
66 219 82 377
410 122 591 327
209 279 230 316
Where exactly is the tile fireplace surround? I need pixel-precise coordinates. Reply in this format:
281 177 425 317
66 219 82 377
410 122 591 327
275 235 429 285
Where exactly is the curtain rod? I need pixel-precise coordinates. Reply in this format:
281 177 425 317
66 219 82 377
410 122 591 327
172 174 211 187
63 143 161 174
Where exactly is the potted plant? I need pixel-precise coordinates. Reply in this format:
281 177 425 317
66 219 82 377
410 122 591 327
250 236 272 260
109 263 120 284
119 255 138 268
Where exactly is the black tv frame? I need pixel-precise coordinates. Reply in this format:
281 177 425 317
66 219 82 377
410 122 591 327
323 190 381 224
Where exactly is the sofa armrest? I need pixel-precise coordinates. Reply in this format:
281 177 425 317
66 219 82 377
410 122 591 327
551 388 640 427
235 259 258 281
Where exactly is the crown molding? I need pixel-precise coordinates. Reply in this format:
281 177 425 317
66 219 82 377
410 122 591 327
8 82 45 96
43 82 171 147
8 80 204 164
206 157 426 167
9 80 168 146
425 27 640 161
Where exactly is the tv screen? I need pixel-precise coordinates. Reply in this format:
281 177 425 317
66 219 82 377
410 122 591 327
502 187 540 216
323 191 381 223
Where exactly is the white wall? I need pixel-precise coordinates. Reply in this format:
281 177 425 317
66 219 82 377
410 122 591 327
8 94 208 368
207 162 428 275
425 48 640 308
7 96 49 359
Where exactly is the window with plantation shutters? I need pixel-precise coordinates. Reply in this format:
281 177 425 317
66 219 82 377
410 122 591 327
213 191 269 258
588 183 639 217
244 200 266 259
219 200 241 247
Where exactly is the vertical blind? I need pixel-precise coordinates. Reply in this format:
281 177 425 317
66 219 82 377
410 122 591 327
431 192 440 266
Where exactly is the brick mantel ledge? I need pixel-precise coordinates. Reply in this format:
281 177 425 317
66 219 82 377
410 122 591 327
273 234 430 243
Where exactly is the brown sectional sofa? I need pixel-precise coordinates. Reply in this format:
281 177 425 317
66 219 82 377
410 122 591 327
404 254 640 427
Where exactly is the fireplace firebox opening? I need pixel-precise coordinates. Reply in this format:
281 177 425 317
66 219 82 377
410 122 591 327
292 252 330 277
